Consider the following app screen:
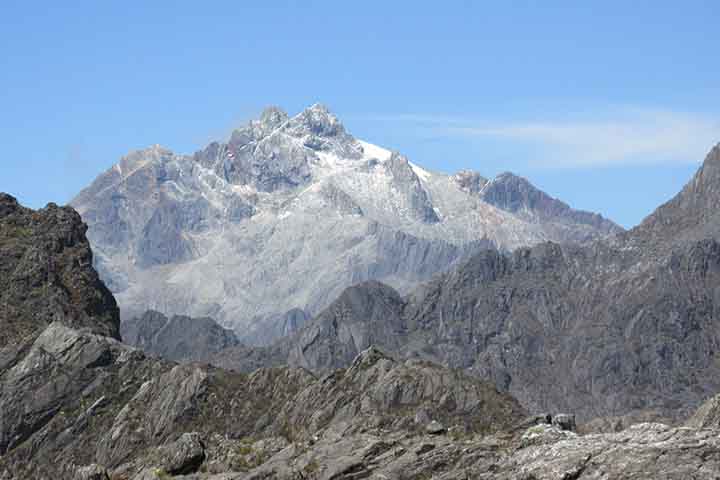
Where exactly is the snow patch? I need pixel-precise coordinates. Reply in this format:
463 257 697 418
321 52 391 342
409 162 432 182
358 140 392 162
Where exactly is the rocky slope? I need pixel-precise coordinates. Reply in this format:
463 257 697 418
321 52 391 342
71 104 620 343
5 195 720 479
0 196 528 479
193 143 720 425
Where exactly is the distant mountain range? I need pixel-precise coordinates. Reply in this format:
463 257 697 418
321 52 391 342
129 143 720 427
71 104 619 344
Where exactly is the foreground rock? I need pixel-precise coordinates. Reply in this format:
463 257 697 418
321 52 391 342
102 419 720 479
0 193 119 349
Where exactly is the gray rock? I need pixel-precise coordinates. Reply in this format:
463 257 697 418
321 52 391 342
426 421 446 435
685 392 720 429
0 193 120 348
520 423 576 447
414 408 430 425
552 414 577 432
286 282 407 372
384 151 439 223
75 464 110 480
151 432 206 475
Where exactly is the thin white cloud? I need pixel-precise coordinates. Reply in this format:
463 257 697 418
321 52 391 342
372 109 720 168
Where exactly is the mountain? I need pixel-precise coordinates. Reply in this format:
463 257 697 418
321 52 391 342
629 143 720 250
121 310 240 363
198 143 720 425
71 104 620 344
5 194 720 479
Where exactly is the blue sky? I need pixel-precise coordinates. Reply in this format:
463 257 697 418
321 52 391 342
1 1 718 228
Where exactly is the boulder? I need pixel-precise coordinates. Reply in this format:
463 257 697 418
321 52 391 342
551 413 577 432
426 420 447 435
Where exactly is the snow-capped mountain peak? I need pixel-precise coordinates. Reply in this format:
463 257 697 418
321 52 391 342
71 104 622 344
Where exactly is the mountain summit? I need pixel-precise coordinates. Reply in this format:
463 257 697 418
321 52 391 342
71 104 621 343
631 143 720 248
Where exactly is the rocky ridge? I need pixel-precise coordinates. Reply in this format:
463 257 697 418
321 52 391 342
121 310 240 363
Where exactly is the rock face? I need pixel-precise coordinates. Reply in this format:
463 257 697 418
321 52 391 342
286 281 407 372
207 143 720 425
685 392 720 429
481 171 619 237
0 324 521 478
0 193 119 349
70 104 620 343
121 310 240 363
631 143 720 250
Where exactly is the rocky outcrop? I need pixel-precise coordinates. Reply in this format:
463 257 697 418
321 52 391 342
0 323 522 479
0 193 120 350
107 416 720 479
121 310 240 363
685 392 720 429
383 152 440 223
74 464 109 480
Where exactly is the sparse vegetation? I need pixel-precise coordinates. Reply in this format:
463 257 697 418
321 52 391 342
153 468 171 480
303 459 319 474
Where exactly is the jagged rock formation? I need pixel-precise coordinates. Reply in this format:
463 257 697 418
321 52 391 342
204 143 720 425
4 194 720 479
121 310 240 363
0 193 119 349
71 104 620 343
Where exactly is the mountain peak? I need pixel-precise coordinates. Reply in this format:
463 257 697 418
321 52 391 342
0 193 19 216
453 170 489 195
479 170 621 236
259 105 289 127
632 142 720 246
288 103 345 138
307 102 331 113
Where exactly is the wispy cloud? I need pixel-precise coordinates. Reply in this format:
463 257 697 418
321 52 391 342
370 109 720 168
